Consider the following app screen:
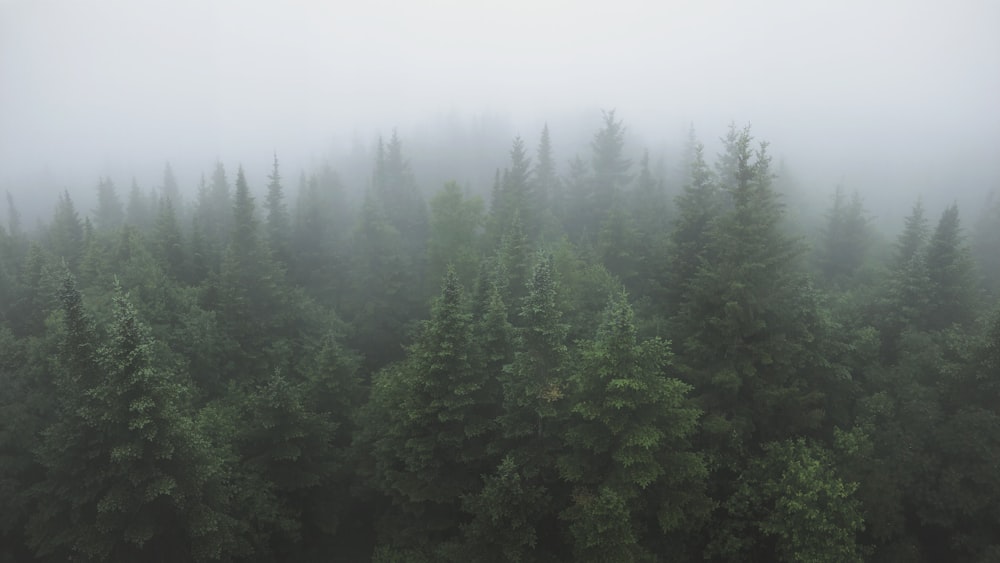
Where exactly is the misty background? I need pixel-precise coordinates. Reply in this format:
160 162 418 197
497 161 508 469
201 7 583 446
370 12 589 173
2 0 998 228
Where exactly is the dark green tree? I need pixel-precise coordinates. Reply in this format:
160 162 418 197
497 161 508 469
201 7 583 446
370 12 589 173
47 191 85 270
924 203 978 331
558 290 708 561
365 268 498 553
663 134 719 318
817 186 871 285
264 153 291 266
28 278 245 561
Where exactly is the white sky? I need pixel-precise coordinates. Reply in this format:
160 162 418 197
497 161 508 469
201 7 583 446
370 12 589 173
1 0 999 216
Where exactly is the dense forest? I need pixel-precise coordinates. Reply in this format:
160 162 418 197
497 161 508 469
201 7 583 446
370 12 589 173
2 114 1000 562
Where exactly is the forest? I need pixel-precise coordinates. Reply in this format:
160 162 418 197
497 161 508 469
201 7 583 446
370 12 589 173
1 113 1000 562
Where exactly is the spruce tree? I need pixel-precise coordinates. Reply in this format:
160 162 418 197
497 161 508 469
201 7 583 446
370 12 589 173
28 279 245 561
264 153 291 266
94 177 125 232
924 203 977 331
558 290 707 561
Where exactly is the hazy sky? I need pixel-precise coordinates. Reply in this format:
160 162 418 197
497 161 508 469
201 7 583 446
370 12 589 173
1 0 999 218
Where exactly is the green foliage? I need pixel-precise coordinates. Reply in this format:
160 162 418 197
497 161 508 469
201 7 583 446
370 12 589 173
3 119 1000 562
818 185 871 285
428 181 484 288
721 439 865 563
28 279 246 561
924 203 978 331
558 291 707 560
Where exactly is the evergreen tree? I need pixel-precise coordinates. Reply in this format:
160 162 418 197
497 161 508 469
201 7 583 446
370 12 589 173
488 137 535 244
427 181 484 289
152 195 186 281
264 153 291 266
161 162 181 210
674 125 824 461
499 254 568 467
971 190 1000 295
28 278 245 561
215 166 290 384
717 439 864 562
558 290 708 561
924 203 977 331
94 177 125 232
126 178 154 230
818 186 870 285
349 189 416 369
5 191 22 239
47 191 85 270
533 124 559 236
590 109 632 215
663 135 718 317
876 199 932 361
365 269 498 552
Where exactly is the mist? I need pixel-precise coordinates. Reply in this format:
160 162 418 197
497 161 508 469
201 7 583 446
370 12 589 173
2 0 999 225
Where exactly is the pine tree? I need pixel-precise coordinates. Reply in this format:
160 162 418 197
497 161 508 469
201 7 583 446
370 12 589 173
215 166 289 383
488 137 535 245
590 110 632 216
877 199 932 361
675 125 823 457
365 268 498 551
28 279 246 561
558 290 707 561
152 195 186 281
47 191 85 270
971 191 1000 295
818 186 870 285
718 439 864 562
265 153 291 266
161 162 181 209
533 123 559 236
126 178 153 230
94 177 125 232
427 181 484 289
924 204 978 331
499 254 568 465
349 189 415 369
663 135 719 317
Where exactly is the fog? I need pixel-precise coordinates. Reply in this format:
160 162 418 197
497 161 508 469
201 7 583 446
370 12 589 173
2 0 999 225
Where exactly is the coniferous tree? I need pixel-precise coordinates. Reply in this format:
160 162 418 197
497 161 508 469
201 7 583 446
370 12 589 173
350 189 415 369
152 195 186 281
94 177 125 232
499 254 568 471
47 191 85 270
488 137 535 245
924 203 978 331
673 124 826 479
558 290 708 561
877 199 932 361
818 186 871 285
161 162 181 210
971 191 1000 295
590 110 632 216
533 124 559 237
29 278 245 561
663 135 718 318
215 166 290 384
365 268 498 554
427 181 484 289
264 153 291 267
126 178 153 230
